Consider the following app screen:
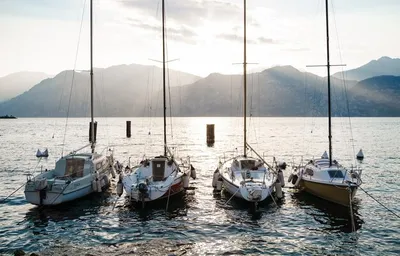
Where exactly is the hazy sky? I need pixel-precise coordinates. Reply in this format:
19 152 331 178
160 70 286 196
0 0 399 77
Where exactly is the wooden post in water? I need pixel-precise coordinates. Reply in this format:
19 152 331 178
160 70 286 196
207 124 215 146
89 121 97 142
126 121 131 138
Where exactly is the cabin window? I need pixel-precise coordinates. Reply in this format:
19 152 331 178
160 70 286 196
96 160 106 170
327 170 344 178
65 159 85 178
305 168 314 176
241 160 255 170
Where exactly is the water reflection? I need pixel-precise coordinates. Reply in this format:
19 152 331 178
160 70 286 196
117 191 195 222
291 191 363 233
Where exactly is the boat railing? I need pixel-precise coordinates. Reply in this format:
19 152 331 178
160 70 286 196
218 150 238 163
348 165 363 185
178 155 191 169
166 146 183 175
26 173 34 182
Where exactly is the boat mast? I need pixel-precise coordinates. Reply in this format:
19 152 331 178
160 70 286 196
325 0 332 166
90 0 95 154
243 0 247 157
162 0 167 156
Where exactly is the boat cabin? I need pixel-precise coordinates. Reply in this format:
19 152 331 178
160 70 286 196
232 158 263 171
229 157 267 182
306 158 345 180
52 153 104 178
135 157 177 183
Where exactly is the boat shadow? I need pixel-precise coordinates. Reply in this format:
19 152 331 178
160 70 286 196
213 189 283 220
117 190 195 221
290 190 364 233
24 190 113 226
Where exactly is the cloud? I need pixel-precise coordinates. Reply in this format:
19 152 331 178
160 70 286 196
126 17 198 44
116 0 241 26
115 1 280 45
217 33 278 45
284 47 310 52
257 37 278 44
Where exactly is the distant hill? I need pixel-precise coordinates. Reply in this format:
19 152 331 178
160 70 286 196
0 71 50 102
168 65 361 117
348 75 400 116
333 56 400 81
0 64 201 117
0 62 399 117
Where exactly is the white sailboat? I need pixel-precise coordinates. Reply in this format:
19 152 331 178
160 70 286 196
120 0 195 205
288 0 362 207
212 0 283 207
24 0 115 206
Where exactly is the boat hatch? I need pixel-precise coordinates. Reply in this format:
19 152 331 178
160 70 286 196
152 159 166 181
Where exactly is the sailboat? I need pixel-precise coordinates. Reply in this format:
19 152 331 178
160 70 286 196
288 0 362 207
24 0 115 206
120 0 195 205
211 0 283 207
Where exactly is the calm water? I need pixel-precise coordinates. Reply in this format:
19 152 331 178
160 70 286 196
0 117 399 255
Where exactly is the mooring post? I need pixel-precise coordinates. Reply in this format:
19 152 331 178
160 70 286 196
126 120 131 138
207 124 215 146
89 121 97 142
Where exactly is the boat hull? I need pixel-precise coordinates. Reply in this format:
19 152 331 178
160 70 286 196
126 176 185 203
301 179 358 206
221 172 272 203
24 184 93 205
24 153 114 206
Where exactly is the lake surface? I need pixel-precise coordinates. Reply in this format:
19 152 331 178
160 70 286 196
0 117 399 255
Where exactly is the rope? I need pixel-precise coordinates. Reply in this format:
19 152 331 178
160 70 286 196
268 184 279 207
46 180 73 206
112 196 120 211
359 186 400 219
331 1 357 164
52 70 68 138
0 183 26 204
223 187 241 206
61 0 87 157
1 158 43 203
164 13 174 143
348 187 356 232
100 71 111 149
165 181 173 213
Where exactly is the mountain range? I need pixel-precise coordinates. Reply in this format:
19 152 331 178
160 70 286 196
0 57 399 117
333 56 400 81
0 72 51 102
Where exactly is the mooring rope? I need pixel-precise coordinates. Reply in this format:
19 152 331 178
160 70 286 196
348 187 356 232
268 184 279 207
0 183 26 204
359 186 400 219
46 179 73 206
165 174 175 213
0 158 43 203
223 187 241 207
